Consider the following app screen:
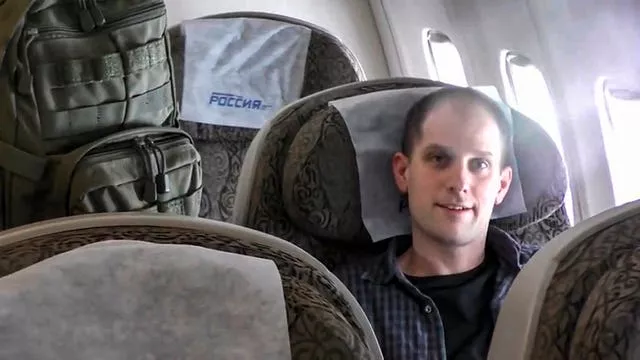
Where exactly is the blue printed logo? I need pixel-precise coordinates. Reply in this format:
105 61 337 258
208 92 273 111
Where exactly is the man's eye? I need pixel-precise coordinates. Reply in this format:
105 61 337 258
470 158 490 171
428 153 447 164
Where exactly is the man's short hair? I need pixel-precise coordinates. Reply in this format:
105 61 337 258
401 87 514 168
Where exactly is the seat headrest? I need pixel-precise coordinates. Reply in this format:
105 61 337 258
281 86 567 242
177 17 311 129
169 12 366 119
0 240 291 359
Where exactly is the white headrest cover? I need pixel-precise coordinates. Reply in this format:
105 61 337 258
180 18 311 129
0 240 291 359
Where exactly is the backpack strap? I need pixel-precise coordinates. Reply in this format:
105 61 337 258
0 0 35 63
0 66 47 182
0 0 50 182
0 141 47 181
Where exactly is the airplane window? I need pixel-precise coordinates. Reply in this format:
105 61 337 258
501 50 575 224
596 77 640 206
422 29 468 86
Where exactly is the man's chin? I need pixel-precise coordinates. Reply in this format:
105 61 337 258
434 235 475 248
416 223 476 248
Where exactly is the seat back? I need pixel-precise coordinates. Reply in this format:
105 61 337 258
169 12 366 221
0 240 291 359
232 78 570 269
0 214 383 360
489 199 640 360
497 206 571 246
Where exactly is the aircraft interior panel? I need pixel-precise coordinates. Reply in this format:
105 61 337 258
1 0 639 358
373 0 640 221
164 0 391 79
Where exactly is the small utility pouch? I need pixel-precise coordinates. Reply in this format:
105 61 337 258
46 127 202 218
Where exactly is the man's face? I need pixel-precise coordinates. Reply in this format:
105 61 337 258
392 99 513 247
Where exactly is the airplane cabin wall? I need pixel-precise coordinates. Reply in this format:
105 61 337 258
461 0 640 219
164 0 391 79
162 0 639 221
526 0 640 218
372 0 640 221
442 0 592 219
368 0 458 78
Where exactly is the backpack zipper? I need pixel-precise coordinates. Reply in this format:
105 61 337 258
77 0 96 32
28 1 164 35
98 2 164 30
87 0 106 28
78 0 106 32
145 138 170 192
146 137 171 213
134 137 157 204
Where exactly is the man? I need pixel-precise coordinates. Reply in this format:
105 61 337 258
334 87 540 360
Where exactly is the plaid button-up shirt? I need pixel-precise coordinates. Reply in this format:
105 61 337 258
334 226 539 360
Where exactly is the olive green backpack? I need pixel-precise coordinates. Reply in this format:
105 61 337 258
0 0 203 230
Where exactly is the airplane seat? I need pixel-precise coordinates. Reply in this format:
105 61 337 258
231 78 570 269
488 199 640 360
0 214 383 359
168 12 366 222
491 160 571 244
516 205 571 245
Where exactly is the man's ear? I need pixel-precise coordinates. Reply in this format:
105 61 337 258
495 166 513 205
392 152 410 194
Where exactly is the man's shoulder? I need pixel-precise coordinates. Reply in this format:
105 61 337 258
333 253 381 281
488 226 542 268
332 251 392 298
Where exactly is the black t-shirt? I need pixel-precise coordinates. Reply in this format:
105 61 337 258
405 250 499 360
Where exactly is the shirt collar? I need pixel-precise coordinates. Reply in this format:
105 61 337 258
362 225 524 285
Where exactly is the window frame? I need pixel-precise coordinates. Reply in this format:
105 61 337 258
421 28 468 86
500 49 575 225
595 77 640 206
500 50 528 107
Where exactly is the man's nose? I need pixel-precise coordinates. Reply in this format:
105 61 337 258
445 162 471 194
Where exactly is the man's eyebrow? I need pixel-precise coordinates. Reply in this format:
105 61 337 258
422 143 449 152
422 144 494 157
475 150 494 157
420 144 452 157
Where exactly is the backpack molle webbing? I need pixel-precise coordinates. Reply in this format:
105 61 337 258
0 0 203 229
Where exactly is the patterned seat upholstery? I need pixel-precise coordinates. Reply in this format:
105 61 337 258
0 214 383 360
169 12 366 222
489 199 640 360
232 78 571 269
